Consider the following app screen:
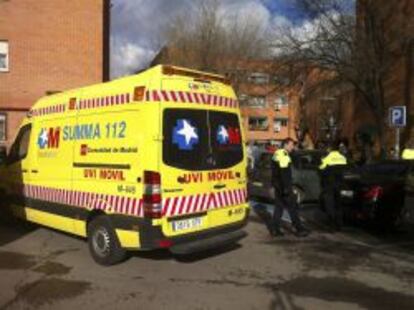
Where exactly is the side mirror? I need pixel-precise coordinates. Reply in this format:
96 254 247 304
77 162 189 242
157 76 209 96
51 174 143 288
0 146 7 165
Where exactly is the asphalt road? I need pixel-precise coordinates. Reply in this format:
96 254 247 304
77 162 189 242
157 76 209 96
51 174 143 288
0 205 414 310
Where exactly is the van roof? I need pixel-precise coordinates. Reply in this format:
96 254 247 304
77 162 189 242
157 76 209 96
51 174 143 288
28 65 234 118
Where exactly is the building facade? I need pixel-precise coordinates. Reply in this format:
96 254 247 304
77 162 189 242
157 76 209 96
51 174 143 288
234 60 299 144
0 0 110 147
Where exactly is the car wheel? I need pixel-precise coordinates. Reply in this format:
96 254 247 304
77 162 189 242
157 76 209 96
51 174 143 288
87 215 127 266
292 186 304 206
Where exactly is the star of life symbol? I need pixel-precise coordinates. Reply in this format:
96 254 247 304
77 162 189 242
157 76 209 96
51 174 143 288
37 128 48 149
172 119 199 150
217 125 229 144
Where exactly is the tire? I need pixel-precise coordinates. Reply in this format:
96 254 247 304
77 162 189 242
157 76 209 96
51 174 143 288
87 215 127 266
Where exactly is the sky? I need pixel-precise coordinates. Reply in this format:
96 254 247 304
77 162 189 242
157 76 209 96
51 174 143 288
110 0 354 79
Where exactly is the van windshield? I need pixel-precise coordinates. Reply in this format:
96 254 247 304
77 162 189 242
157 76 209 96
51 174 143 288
163 109 243 171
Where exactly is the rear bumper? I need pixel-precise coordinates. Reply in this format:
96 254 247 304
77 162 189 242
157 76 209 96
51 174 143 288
139 215 249 253
170 230 247 255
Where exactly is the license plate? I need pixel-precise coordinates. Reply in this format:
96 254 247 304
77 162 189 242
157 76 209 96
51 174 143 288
252 182 263 187
340 190 354 198
172 217 203 232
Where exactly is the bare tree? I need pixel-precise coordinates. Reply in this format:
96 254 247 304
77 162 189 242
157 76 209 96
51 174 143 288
155 0 269 90
273 0 413 153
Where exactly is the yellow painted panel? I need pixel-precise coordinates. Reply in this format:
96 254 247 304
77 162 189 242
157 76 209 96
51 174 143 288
115 229 140 249
23 207 86 237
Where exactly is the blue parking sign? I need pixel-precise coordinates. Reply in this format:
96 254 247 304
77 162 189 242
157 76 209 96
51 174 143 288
389 106 406 127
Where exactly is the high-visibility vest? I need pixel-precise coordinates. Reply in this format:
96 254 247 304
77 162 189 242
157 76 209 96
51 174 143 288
319 151 347 170
272 149 291 168
402 148 414 160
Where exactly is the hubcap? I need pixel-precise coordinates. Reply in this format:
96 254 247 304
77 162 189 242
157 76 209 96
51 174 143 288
92 227 111 257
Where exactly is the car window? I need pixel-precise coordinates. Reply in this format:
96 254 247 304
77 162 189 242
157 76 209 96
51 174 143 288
8 124 32 164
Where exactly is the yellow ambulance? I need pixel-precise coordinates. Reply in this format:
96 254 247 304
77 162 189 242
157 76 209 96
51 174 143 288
0 65 249 265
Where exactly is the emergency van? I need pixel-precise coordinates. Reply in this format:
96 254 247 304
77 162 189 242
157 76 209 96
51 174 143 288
0 65 249 265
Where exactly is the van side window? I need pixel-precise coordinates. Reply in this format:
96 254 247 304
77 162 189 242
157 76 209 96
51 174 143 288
8 124 32 163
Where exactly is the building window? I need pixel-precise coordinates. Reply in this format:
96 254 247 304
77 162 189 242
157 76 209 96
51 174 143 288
0 41 9 72
273 75 290 86
247 72 269 85
240 96 267 108
249 117 269 131
0 114 6 142
274 94 288 110
273 118 288 132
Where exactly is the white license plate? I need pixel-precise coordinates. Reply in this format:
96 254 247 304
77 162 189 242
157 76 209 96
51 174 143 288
340 190 354 198
172 217 203 232
252 182 263 187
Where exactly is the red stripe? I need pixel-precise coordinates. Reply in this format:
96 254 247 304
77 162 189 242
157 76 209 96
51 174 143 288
163 198 170 216
153 90 160 101
178 196 187 215
185 195 194 214
161 90 170 101
193 194 201 213
170 91 178 102
170 197 179 216
178 91 186 102
185 92 193 103
193 93 200 103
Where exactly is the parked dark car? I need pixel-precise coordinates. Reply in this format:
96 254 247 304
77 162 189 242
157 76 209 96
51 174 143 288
248 150 409 228
248 150 324 204
340 161 408 228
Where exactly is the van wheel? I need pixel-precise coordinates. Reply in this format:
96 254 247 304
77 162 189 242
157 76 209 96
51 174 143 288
87 216 127 266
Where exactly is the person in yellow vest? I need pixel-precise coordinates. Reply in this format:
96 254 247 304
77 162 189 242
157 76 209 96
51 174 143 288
319 143 348 230
269 138 310 237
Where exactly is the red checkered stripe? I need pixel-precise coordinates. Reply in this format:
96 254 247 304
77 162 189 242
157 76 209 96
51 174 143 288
22 185 144 217
162 188 248 217
77 92 132 110
31 104 66 117
145 90 239 108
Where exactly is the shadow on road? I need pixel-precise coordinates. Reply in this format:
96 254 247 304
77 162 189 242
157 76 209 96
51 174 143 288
130 243 242 264
0 208 37 247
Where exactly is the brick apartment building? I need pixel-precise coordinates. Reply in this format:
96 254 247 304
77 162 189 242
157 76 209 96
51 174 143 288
232 60 299 144
0 0 110 147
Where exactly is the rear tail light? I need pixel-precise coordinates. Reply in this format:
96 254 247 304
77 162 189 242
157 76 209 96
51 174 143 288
143 171 162 218
363 186 383 201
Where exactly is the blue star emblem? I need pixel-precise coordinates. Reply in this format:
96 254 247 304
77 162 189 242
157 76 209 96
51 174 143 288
172 119 199 150
38 128 48 149
217 125 229 144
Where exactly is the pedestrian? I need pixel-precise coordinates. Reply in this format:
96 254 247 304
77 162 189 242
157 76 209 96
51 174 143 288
267 138 310 237
247 142 255 171
319 142 348 230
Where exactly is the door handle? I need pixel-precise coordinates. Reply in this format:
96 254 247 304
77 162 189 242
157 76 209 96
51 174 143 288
214 184 226 190
22 169 28 173
31 170 38 174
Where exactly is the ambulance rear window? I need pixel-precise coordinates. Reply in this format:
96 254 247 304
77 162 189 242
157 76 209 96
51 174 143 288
163 109 243 170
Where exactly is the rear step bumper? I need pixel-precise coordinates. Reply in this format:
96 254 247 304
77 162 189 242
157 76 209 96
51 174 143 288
170 230 247 255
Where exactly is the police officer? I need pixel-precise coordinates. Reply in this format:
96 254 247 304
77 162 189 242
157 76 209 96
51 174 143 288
319 143 348 230
269 138 309 237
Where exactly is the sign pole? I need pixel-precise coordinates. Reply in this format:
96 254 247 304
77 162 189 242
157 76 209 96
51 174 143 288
389 106 406 160
395 127 400 159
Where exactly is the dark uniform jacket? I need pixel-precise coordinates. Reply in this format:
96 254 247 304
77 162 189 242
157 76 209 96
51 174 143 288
271 149 292 195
